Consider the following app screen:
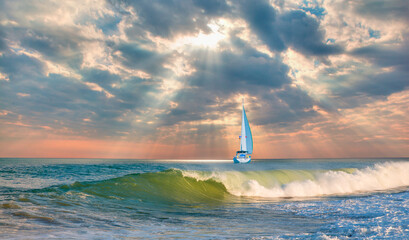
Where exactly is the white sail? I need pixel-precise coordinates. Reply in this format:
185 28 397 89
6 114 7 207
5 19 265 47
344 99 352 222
240 102 253 154
244 106 253 154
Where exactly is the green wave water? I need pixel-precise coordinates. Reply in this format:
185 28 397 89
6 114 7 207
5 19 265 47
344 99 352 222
59 169 230 205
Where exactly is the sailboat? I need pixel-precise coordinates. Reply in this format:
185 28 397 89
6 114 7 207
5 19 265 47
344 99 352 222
233 99 253 163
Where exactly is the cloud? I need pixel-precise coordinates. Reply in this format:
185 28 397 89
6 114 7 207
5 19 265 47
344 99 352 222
239 0 343 56
333 70 409 99
351 44 409 71
19 28 84 69
336 42 409 97
238 0 285 52
114 43 169 75
111 0 230 39
0 29 7 51
277 10 343 56
325 41 409 101
190 50 291 92
192 0 229 15
352 0 409 23
0 52 46 81
253 85 319 126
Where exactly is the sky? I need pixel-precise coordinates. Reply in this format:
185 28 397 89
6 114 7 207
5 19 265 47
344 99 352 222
0 0 408 159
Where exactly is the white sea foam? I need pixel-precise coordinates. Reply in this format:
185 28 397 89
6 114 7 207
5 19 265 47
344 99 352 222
182 161 409 198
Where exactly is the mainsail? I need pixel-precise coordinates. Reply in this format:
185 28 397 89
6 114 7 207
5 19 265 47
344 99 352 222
240 102 253 154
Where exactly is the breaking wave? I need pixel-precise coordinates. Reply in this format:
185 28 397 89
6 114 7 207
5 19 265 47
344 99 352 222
56 161 409 204
183 161 409 198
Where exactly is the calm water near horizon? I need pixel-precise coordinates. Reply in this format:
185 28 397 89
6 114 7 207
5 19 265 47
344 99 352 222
1 158 408 239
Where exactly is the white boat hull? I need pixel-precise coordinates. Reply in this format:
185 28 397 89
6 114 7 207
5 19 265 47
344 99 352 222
233 155 251 163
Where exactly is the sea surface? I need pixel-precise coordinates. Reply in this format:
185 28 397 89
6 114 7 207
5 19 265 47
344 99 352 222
0 158 408 239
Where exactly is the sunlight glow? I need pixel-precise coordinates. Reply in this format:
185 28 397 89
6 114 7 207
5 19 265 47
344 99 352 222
174 23 225 49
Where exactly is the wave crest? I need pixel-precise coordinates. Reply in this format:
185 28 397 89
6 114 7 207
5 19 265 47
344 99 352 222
182 161 409 198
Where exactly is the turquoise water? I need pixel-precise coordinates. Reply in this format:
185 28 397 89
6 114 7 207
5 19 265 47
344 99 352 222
0 158 408 239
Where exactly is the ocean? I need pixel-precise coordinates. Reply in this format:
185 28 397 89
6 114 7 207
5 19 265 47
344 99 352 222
0 158 408 239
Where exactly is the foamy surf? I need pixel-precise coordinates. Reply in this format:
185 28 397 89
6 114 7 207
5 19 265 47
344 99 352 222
181 161 409 198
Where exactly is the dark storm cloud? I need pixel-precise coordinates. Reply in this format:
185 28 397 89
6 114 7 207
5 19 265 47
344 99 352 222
112 76 160 109
0 52 46 81
157 88 222 127
80 68 121 91
239 0 343 56
190 50 290 93
114 43 169 75
111 0 230 38
352 71 409 97
351 44 409 72
19 29 84 69
192 0 229 15
79 68 155 112
253 85 318 126
277 10 343 56
329 43 409 99
333 69 409 100
0 29 7 51
238 0 285 52
220 52 290 87
353 0 409 22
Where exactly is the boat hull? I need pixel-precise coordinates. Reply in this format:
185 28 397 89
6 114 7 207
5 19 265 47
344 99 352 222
233 155 251 163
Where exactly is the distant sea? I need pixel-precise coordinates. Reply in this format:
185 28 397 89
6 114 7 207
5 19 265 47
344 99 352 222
1 158 408 239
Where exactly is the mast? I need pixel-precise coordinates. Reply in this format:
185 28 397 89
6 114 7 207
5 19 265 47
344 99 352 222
240 98 247 152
